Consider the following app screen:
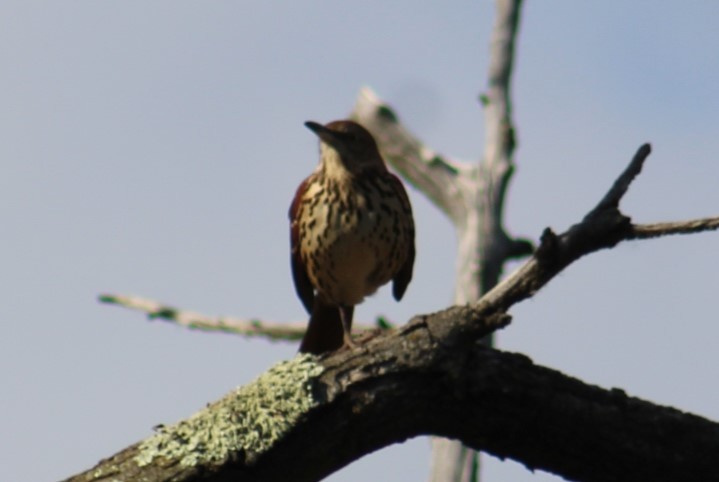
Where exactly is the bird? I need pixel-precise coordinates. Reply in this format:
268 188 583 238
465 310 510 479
289 119 415 355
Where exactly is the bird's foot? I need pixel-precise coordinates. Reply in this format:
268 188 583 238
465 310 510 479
342 332 358 350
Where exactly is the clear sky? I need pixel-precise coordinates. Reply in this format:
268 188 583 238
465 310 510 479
2 2 718 481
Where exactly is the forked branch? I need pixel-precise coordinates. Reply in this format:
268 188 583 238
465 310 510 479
70 145 719 482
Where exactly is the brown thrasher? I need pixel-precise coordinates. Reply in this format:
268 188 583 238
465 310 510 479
289 120 415 355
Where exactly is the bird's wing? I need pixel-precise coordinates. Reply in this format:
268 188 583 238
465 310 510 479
388 173 415 301
289 176 315 314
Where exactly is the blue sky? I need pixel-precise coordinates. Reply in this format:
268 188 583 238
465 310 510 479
2 2 718 481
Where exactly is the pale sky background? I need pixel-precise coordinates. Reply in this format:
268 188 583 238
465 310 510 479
2 2 718 481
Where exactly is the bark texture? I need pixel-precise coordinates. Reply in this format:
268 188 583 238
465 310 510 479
65 143 719 482
64 325 719 482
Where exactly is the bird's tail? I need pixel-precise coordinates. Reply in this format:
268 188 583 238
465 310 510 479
299 299 352 355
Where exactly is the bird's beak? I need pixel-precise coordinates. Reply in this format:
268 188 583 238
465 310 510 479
305 121 342 147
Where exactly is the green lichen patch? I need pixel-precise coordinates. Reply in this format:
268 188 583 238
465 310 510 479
134 354 324 468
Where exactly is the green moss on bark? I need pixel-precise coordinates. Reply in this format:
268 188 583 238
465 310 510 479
135 354 323 468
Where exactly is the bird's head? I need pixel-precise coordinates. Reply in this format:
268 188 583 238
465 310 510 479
305 120 386 175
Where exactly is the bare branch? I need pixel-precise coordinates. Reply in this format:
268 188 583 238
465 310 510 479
350 87 468 222
77 144 719 482
630 217 719 239
98 294 389 341
482 0 521 169
63 327 719 482
590 143 651 215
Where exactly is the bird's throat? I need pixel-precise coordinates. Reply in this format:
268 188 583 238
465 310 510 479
319 143 353 180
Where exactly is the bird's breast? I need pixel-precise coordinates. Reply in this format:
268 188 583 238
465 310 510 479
297 177 411 306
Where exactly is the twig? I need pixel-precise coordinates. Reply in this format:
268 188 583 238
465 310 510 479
630 217 719 239
590 143 651 215
98 294 391 340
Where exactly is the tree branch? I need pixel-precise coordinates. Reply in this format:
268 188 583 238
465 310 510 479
63 324 719 482
98 294 390 340
630 217 719 239
350 87 467 223
69 145 719 482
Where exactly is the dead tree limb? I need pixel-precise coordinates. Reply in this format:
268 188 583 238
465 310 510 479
67 145 719 482
97 294 391 340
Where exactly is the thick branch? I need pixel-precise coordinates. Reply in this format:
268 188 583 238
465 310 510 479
64 327 719 482
71 145 719 482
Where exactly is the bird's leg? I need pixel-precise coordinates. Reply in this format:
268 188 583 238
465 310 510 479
339 305 356 349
